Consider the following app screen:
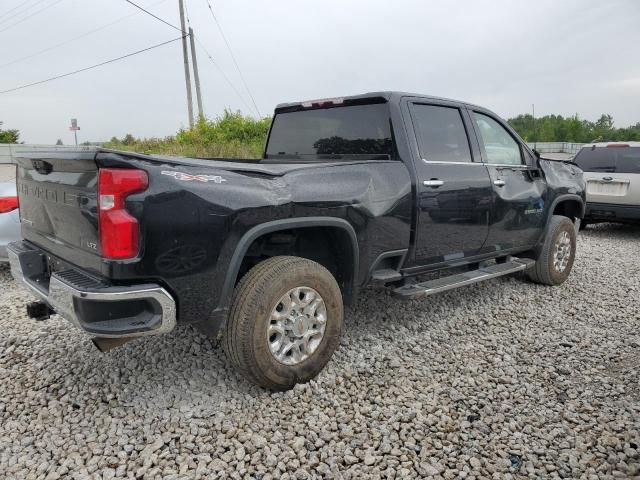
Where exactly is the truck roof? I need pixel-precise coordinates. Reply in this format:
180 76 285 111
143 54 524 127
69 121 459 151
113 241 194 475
275 91 485 112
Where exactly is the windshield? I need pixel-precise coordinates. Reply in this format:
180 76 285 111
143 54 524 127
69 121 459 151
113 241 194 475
265 103 393 161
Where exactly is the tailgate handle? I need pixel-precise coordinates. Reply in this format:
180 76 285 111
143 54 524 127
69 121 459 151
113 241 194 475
602 176 613 181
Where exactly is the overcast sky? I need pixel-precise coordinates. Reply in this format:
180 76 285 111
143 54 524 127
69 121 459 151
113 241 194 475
1 0 639 144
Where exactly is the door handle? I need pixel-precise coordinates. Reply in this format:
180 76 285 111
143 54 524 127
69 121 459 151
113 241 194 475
423 180 444 187
493 179 506 187
602 176 613 181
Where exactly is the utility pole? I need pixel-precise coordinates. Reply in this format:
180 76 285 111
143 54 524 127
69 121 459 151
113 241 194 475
532 103 536 149
189 27 204 120
178 0 194 128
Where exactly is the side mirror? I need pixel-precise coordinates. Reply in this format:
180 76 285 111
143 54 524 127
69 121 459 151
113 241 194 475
525 149 542 178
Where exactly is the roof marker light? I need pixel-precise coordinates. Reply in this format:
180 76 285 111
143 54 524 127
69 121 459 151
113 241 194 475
301 97 345 108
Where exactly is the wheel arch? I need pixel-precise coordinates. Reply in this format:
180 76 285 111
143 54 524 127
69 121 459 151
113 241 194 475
213 217 359 326
551 195 585 221
536 194 584 246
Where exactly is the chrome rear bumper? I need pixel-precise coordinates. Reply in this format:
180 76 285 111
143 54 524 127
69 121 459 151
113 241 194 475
8 241 176 338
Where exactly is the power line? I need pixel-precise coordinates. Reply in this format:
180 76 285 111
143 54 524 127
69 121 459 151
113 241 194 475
0 35 185 95
124 0 182 32
184 0 258 116
194 35 256 115
0 0 47 24
0 0 169 70
0 0 34 20
203 0 261 117
0 0 66 34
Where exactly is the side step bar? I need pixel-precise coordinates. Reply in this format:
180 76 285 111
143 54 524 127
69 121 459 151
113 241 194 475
393 258 535 299
370 268 403 283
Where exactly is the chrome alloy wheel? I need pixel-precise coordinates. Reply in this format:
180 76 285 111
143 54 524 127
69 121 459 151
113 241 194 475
267 287 327 365
553 231 572 272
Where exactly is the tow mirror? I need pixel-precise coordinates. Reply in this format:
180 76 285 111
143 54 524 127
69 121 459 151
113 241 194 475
525 149 542 178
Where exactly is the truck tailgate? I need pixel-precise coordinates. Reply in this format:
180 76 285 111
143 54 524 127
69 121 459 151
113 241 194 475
15 150 102 271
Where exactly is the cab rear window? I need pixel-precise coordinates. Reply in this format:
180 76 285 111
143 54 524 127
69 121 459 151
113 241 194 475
574 146 640 174
265 103 393 161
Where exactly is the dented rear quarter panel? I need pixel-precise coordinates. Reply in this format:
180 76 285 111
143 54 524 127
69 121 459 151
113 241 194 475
96 151 413 326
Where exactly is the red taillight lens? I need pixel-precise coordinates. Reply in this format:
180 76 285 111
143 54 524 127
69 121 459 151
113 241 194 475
606 143 629 148
98 168 148 259
0 196 19 214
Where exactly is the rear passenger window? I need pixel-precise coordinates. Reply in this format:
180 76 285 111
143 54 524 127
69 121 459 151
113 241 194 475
410 104 473 163
573 147 617 172
616 147 640 174
472 112 523 165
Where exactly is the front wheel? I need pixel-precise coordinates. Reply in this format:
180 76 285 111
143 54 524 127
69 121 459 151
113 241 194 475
527 215 577 286
224 256 343 390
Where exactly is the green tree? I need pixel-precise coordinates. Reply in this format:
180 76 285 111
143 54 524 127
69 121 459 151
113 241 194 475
122 134 136 146
508 113 638 143
0 122 20 143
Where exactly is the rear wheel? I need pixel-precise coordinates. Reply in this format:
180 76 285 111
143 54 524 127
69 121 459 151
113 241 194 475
527 215 577 286
224 256 343 390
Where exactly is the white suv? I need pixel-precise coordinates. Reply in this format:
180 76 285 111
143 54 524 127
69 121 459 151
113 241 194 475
573 142 640 228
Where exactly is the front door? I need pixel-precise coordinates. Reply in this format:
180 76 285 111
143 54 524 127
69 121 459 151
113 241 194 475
468 110 546 251
409 102 493 265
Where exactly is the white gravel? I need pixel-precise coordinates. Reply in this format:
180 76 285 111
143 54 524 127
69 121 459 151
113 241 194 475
1 223 639 479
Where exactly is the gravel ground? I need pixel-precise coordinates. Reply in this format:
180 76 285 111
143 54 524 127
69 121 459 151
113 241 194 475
1 223 639 479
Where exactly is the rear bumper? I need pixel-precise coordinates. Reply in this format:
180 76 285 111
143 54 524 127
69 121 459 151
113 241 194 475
584 202 640 222
7 241 176 338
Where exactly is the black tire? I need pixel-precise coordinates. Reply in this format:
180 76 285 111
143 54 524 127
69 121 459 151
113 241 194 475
224 256 343 391
527 215 577 286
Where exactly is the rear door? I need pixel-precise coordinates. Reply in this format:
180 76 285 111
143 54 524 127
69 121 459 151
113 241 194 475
468 110 546 251
406 100 492 265
575 145 640 206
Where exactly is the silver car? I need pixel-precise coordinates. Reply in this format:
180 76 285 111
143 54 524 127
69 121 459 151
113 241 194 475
0 164 20 262
574 142 640 228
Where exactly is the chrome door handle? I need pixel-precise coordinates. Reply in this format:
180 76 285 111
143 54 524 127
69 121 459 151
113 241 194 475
424 180 444 187
494 179 506 187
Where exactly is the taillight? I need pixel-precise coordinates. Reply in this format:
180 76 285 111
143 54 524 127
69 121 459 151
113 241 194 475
0 196 19 214
606 143 629 148
98 168 148 259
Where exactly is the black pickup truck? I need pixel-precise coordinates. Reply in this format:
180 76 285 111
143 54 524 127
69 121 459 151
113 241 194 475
8 92 585 390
